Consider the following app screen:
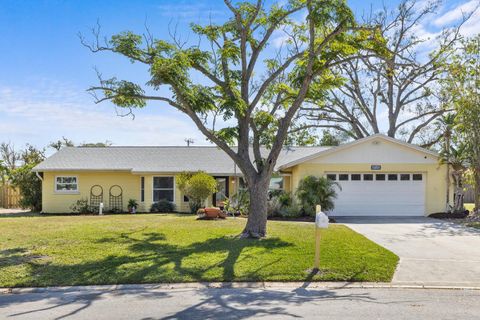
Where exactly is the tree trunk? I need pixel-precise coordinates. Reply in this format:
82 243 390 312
241 177 270 238
446 164 451 212
475 167 480 215
452 171 464 213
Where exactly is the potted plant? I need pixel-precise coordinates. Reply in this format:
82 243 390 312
128 199 138 214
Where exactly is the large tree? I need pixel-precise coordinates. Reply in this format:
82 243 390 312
442 34 480 213
84 0 383 237
298 0 469 146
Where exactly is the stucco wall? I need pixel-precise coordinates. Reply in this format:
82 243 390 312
41 171 216 214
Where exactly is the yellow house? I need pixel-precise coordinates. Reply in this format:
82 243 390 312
33 134 449 216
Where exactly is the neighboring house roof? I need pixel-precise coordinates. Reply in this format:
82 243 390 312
277 134 439 170
33 145 330 175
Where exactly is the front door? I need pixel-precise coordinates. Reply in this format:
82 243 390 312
213 177 229 207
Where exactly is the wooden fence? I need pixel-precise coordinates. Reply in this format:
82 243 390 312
0 185 21 208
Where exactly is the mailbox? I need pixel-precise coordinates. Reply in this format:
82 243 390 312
314 205 328 270
315 210 329 229
99 202 104 215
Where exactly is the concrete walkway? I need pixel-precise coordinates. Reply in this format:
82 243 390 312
337 217 480 287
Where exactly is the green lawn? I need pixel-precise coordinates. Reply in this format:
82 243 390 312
0 214 398 287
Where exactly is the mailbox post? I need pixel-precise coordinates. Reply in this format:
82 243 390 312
314 205 329 270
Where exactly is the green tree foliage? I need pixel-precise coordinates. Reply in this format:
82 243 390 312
296 175 339 215
177 171 218 213
319 130 342 146
50 137 112 150
83 0 385 237
9 145 45 212
441 34 480 212
0 160 8 184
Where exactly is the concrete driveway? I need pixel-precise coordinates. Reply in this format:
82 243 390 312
336 217 480 287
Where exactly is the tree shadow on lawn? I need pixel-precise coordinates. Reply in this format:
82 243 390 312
7 231 293 287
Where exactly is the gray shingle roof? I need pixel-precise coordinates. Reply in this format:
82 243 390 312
33 146 330 175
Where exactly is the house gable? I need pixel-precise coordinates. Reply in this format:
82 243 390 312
280 135 439 168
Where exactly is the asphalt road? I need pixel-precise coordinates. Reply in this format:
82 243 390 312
1 285 479 320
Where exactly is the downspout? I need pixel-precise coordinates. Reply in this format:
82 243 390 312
35 172 43 181
35 171 43 214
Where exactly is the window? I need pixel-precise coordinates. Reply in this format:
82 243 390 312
339 174 349 181
400 174 410 181
363 174 373 181
326 174 336 181
376 174 386 181
269 177 284 190
153 177 174 202
388 174 398 181
351 174 361 181
55 176 78 193
413 174 423 181
140 177 145 202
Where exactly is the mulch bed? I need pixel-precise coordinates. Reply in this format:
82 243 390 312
429 211 469 219
268 216 336 223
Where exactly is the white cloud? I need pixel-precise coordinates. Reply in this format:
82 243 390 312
0 80 212 149
433 0 479 27
157 1 225 21
459 6 480 36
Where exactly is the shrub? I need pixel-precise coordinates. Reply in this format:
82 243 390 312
150 199 176 213
70 198 92 214
267 191 301 218
278 201 302 218
128 199 138 208
224 189 250 216
177 171 217 213
296 175 339 216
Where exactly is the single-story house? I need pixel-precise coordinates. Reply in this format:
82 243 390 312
33 134 449 216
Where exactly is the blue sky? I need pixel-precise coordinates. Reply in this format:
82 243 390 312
0 0 478 150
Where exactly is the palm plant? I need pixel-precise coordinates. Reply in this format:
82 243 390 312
439 141 468 213
296 176 339 216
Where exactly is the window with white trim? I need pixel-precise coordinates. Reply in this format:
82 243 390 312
55 176 78 193
153 177 174 202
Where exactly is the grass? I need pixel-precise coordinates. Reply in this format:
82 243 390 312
0 214 398 287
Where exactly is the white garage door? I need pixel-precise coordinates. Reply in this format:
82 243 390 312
328 173 425 216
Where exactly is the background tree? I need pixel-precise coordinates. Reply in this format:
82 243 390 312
0 160 8 184
83 0 384 237
438 138 468 213
49 137 75 151
177 171 218 214
9 145 46 212
442 34 480 213
50 137 112 150
435 113 455 211
297 0 469 146
318 130 344 146
0 142 20 172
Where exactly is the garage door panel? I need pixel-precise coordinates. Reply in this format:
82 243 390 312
330 173 425 216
